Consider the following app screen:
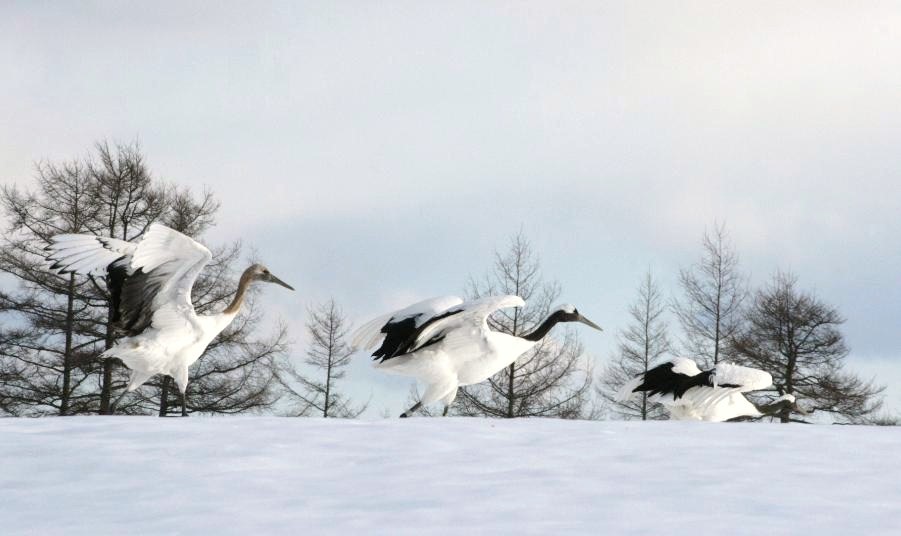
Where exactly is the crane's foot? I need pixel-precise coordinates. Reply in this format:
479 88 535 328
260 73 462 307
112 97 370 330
442 406 449 417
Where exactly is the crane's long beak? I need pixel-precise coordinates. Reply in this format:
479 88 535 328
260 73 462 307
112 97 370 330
267 273 295 291
578 314 602 331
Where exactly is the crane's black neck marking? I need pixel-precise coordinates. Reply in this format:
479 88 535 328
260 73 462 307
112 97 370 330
522 310 569 342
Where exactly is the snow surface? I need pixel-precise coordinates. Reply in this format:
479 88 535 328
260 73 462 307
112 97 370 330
1 417 899 535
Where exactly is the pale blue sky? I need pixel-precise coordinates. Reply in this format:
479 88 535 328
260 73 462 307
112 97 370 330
3 1 900 416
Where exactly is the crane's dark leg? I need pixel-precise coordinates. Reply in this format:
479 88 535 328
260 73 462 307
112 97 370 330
181 385 189 417
400 401 422 418
442 405 450 417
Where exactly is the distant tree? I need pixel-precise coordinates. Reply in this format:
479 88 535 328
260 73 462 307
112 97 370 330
598 271 671 420
673 222 747 369
277 300 366 418
454 232 594 419
0 158 106 415
0 141 289 416
732 271 884 423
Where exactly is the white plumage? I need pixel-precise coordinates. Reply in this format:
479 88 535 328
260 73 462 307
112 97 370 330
616 357 794 422
354 295 601 417
46 224 294 414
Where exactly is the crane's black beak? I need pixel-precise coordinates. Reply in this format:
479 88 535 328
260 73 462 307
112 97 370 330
578 314 602 331
266 273 295 291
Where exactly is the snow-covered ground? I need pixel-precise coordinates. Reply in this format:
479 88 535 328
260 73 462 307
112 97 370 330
1 417 899 535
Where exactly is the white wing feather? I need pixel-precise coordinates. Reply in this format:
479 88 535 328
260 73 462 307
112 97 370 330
712 362 773 392
131 224 213 330
46 235 136 276
411 295 525 353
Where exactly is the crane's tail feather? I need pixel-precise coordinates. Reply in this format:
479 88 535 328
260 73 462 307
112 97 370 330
351 312 393 352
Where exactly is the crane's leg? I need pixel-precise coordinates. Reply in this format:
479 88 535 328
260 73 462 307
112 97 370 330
400 401 421 418
440 386 458 417
180 386 189 417
173 367 190 417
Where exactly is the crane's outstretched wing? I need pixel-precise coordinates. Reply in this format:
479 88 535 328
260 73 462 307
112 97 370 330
352 296 464 361
391 295 525 361
46 234 136 276
617 359 773 403
47 224 212 337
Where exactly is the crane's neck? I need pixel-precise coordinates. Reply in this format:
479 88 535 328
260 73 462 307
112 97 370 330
521 311 565 342
223 269 254 315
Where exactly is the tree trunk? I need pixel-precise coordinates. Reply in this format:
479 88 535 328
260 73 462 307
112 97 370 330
99 306 116 414
60 274 76 416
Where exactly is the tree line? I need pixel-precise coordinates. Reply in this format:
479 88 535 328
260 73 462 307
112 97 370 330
0 143 889 423
598 224 888 424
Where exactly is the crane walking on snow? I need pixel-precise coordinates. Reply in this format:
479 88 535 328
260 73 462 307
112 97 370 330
45 223 294 416
353 295 602 417
616 358 805 421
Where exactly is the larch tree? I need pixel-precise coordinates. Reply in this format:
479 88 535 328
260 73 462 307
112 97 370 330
277 299 366 418
732 271 884 424
0 158 106 415
454 232 594 419
598 271 671 420
673 222 747 369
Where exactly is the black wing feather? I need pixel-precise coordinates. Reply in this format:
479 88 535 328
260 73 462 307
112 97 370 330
106 260 169 337
372 308 464 362
631 362 720 400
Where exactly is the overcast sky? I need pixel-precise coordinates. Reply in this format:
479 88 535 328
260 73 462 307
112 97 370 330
3 1 900 416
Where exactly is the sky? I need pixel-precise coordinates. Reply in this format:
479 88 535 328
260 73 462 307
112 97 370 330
2 1 900 416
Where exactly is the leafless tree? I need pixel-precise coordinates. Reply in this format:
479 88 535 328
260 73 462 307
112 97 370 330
454 231 594 419
0 159 107 415
673 222 747 369
732 271 884 423
598 271 671 420
277 300 366 418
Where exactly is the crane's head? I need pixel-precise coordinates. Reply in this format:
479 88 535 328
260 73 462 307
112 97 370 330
552 304 602 331
247 263 295 291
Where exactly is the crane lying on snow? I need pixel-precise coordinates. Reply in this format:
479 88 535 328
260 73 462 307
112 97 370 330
45 223 294 416
616 357 805 422
353 295 602 417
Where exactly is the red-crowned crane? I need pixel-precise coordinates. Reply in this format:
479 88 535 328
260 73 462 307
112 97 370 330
45 223 294 416
616 357 805 421
353 295 602 417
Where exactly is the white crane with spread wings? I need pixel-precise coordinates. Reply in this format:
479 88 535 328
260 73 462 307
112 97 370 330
354 295 601 417
46 224 294 415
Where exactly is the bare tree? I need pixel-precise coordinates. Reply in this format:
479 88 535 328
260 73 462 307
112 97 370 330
673 222 747 369
0 159 106 415
278 300 366 418
454 232 594 419
732 271 884 423
598 271 671 420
